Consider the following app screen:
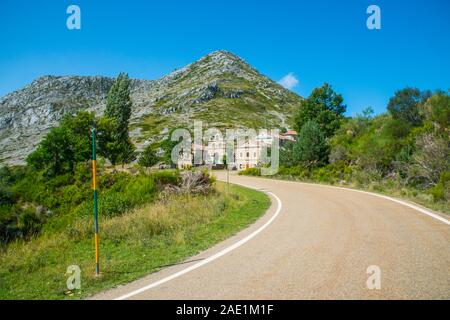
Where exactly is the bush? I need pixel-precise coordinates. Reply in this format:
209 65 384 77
408 133 449 186
238 168 261 176
0 165 181 243
277 165 308 179
0 206 46 243
151 170 180 186
429 171 450 202
16 209 43 238
96 175 156 218
74 171 181 219
311 167 335 184
138 145 159 168
0 185 14 205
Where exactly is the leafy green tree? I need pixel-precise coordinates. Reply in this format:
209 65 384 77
361 106 374 120
27 112 94 175
160 128 185 167
387 87 430 126
138 145 159 168
293 121 329 167
119 142 137 167
424 91 450 132
97 116 122 166
279 141 296 167
293 83 346 137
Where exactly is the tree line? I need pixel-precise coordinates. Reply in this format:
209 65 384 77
26 73 159 176
278 83 449 203
0 73 158 242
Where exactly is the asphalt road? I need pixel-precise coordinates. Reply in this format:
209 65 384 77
93 173 450 300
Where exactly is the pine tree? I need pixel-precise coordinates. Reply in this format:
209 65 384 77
293 83 346 138
293 120 329 167
138 145 159 168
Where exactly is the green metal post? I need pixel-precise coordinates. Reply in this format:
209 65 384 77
92 127 99 275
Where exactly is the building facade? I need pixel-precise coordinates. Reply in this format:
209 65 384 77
177 130 297 171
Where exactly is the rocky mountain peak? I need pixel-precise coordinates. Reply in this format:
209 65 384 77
201 50 247 66
0 50 302 166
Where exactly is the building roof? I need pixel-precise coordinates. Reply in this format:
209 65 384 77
279 135 296 142
285 130 297 136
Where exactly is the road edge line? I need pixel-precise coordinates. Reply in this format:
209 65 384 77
114 186 282 300
275 178 450 225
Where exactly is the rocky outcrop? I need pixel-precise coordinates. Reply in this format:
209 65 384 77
0 76 152 164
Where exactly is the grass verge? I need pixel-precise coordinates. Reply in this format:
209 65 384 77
250 172 449 215
239 164 449 215
0 182 270 299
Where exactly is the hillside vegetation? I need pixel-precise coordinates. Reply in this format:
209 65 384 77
241 85 450 213
0 179 269 299
0 71 271 299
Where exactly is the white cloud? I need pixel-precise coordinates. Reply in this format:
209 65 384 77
278 73 299 90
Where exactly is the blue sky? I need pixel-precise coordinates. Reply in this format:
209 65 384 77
0 0 449 115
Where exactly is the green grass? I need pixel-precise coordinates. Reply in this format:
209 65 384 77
0 182 270 299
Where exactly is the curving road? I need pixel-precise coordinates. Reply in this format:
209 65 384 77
93 172 450 300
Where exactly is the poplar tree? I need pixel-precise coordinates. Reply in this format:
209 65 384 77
101 73 136 166
106 73 132 138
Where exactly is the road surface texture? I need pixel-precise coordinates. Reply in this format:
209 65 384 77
93 172 450 300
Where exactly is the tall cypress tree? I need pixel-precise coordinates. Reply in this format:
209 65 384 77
101 73 136 166
105 73 132 140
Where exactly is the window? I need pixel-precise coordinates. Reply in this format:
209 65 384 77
246 152 249 158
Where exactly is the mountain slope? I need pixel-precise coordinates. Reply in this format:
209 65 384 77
0 50 302 165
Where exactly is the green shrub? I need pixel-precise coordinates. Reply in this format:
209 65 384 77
277 165 308 178
429 171 450 202
238 168 261 176
0 185 13 205
16 209 43 238
311 167 334 184
0 166 181 243
73 171 181 220
74 174 155 219
138 145 159 168
151 170 180 186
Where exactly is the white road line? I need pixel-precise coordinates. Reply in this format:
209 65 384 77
277 179 450 226
335 186 450 225
114 189 282 300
